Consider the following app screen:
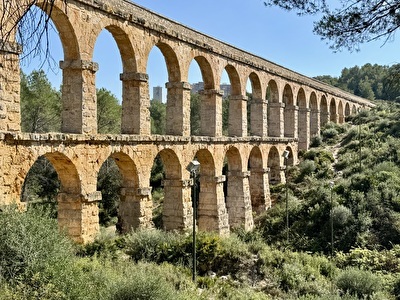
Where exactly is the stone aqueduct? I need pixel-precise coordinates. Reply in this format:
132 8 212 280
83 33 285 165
0 0 372 242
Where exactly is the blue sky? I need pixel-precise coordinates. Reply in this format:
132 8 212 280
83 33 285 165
21 0 400 102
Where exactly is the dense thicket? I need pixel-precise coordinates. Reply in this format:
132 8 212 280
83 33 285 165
315 63 400 101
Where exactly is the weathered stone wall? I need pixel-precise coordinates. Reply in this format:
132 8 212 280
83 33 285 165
0 132 296 242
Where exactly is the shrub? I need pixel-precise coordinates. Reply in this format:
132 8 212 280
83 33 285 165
336 267 381 298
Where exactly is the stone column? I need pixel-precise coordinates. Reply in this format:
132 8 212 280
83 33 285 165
57 191 101 244
198 175 229 234
228 95 248 137
162 179 192 231
199 89 223 137
310 109 320 137
250 98 268 137
249 168 271 213
59 59 99 134
268 102 284 137
284 105 299 138
119 187 153 232
120 72 150 135
226 171 254 230
165 81 191 136
0 40 22 132
298 107 310 150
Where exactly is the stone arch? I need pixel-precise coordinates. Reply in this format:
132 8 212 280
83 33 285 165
224 64 241 96
36 2 79 60
320 95 328 126
196 149 229 233
100 25 137 72
283 84 296 138
268 146 281 185
345 102 351 119
106 151 145 232
150 42 186 135
155 42 181 82
43 151 98 243
351 104 357 115
247 72 266 136
94 25 140 134
248 146 269 213
310 92 319 137
297 88 309 150
330 98 337 123
266 79 279 103
338 101 344 124
224 64 246 137
224 146 253 230
267 79 282 137
192 55 219 136
44 152 80 194
26 4 82 134
156 148 185 230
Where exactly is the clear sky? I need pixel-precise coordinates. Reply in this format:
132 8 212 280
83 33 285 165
21 0 400 102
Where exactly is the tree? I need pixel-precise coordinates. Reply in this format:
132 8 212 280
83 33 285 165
149 99 166 135
20 70 61 132
190 93 201 135
97 88 121 134
1 1 66 67
263 0 400 51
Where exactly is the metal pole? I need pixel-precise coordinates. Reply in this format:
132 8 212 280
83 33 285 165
285 159 289 243
192 171 197 282
358 108 362 171
330 183 334 257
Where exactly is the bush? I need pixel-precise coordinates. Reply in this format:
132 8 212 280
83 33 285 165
336 267 382 298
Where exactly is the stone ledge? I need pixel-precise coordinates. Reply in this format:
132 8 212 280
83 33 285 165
0 131 297 145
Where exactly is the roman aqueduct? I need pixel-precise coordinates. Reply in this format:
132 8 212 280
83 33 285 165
0 0 373 242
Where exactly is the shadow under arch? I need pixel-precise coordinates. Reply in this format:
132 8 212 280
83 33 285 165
320 95 328 126
267 146 281 185
248 146 270 213
195 149 229 233
283 84 295 138
310 92 319 137
330 98 337 123
297 88 309 150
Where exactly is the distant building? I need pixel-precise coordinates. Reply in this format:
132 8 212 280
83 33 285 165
191 82 204 94
153 86 162 102
220 83 231 99
190 82 231 98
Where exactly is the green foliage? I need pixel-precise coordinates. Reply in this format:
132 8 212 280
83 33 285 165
222 96 229 135
150 99 166 134
20 70 61 132
21 156 59 216
336 267 382 298
190 93 201 135
97 158 122 227
97 88 122 134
